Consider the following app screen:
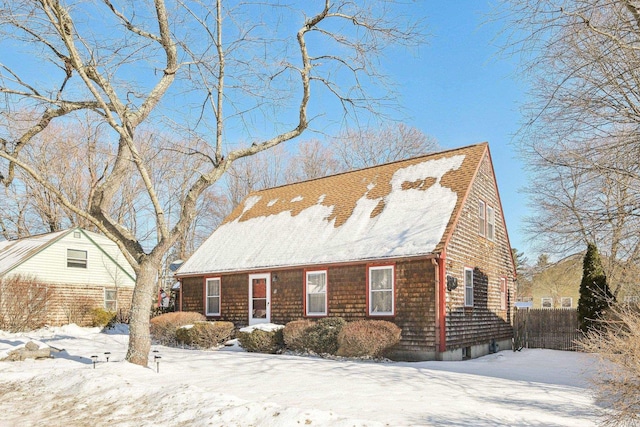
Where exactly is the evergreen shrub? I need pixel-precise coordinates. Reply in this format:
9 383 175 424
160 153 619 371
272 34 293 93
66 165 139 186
237 327 284 354
337 320 401 358
149 311 206 345
176 321 235 349
282 319 315 352
578 243 615 332
90 308 117 328
304 317 346 355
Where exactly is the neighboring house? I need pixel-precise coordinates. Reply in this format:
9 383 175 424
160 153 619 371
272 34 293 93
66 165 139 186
530 254 582 309
176 143 516 361
0 228 135 326
527 252 639 309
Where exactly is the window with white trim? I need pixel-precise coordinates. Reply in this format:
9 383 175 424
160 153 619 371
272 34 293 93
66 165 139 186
464 267 474 307
104 289 117 311
306 270 327 316
67 249 87 268
369 265 394 315
500 277 507 310
478 200 486 236
541 297 552 308
206 278 221 316
561 297 572 308
487 206 495 241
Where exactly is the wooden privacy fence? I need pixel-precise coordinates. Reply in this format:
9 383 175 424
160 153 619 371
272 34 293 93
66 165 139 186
513 308 582 351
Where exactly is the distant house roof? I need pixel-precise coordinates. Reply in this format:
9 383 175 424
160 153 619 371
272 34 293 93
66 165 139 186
0 228 135 282
177 143 488 276
0 229 70 275
514 301 533 309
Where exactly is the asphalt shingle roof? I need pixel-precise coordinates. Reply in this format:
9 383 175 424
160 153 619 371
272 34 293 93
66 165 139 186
178 143 488 276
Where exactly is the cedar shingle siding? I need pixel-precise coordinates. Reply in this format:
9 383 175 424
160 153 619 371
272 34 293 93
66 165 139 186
181 259 437 359
177 143 516 360
444 153 514 350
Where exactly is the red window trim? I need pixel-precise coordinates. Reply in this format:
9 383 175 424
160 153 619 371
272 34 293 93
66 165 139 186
366 263 396 317
500 276 508 310
303 268 328 317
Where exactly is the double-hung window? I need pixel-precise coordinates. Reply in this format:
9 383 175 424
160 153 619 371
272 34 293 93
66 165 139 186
306 270 327 316
104 289 117 311
67 249 87 268
478 201 486 236
487 206 495 241
369 265 394 316
206 278 221 316
500 277 507 310
464 267 474 307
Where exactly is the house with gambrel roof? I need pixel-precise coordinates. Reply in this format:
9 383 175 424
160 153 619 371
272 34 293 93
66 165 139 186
176 143 516 360
0 227 135 326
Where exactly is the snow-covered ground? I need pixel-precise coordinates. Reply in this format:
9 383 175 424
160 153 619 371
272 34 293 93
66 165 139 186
0 324 602 426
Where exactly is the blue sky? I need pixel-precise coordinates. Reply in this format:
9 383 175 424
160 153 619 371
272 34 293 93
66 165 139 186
0 1 534 258
387 1 533 258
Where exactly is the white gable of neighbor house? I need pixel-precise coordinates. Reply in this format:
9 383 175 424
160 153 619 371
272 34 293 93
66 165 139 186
179 155 465 275
0 229 135 287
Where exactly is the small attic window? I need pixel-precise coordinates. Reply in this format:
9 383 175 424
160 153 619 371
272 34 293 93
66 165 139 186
73 230 81 239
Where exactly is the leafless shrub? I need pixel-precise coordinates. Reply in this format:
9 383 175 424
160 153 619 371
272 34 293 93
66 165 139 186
60 295 97 326
0 275 51 332
337 320 401 358
149 312 206 345
579 303 640 427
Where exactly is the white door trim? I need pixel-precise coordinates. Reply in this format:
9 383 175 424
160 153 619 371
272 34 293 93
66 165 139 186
248 273 271 325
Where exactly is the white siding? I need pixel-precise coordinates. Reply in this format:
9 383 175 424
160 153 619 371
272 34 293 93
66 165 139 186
8 230 135 287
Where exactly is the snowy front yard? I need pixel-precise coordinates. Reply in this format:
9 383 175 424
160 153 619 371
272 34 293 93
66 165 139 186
0 325 601 426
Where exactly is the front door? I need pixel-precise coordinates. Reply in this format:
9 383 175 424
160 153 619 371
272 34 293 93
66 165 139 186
249 273 270 325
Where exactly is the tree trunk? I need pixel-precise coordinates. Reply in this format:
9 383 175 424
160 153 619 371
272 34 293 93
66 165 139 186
126 260 159 366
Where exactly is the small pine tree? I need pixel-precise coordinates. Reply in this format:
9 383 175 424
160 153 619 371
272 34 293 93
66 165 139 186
577 243 614 332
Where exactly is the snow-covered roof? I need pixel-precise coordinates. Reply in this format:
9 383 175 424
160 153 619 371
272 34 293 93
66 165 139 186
0 229 70 275
177 143 488 276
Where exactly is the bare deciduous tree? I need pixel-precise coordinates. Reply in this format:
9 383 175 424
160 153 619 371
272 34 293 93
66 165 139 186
498 1 640 296
285 139 340 183
330 123 439 170
0 1 423 365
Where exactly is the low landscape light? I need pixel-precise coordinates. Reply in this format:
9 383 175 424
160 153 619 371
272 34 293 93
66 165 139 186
104 352 111 362
91 355 98 369
154 354 161 373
